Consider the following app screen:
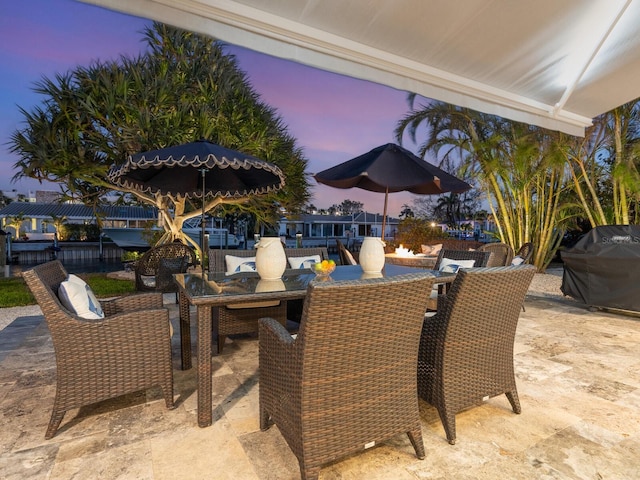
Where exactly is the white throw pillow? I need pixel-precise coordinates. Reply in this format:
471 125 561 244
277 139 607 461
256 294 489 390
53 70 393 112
58 274 104 320
438 257 476 273
421 243 442 256
511 255 525 265
225 255 256 274
288 255 321 269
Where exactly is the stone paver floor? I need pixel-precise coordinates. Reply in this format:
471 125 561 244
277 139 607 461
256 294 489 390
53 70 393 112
1 292 640 479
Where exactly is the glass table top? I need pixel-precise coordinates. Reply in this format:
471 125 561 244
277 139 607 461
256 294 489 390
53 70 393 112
174 264 453 302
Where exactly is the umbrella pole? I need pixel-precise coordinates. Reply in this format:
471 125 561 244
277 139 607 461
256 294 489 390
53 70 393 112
201 168 206 274
381 187 388 241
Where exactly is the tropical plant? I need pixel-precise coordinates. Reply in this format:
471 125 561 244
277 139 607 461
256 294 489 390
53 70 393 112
9 22 310 257
47 213 67 239
4 213 26 238
560 99 640 227
395 99 571 270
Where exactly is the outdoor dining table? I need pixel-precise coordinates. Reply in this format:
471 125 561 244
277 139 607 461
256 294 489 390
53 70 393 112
173 264 456 428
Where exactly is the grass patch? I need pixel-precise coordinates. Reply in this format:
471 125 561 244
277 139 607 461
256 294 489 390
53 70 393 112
0 274 135 308
0 277 36 307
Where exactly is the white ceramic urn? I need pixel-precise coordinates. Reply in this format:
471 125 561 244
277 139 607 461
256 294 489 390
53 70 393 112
359 236 386 274
255 237 287 280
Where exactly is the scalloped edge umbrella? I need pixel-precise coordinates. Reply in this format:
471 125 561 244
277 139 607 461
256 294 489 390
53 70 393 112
313 143 471 240
108 139 285 264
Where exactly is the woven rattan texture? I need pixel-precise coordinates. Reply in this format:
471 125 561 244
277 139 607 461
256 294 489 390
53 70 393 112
134 243 196 293
22 260 174 439
418 265 536 444
209 248 329 353
515 242 534 264
259 273 435 480
426 249 492 311
478 242 515 267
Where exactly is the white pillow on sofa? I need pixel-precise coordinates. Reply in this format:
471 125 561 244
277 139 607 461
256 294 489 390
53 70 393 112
288 255 321 269
438 257 476 274
58 274 104 320
225 255 256 275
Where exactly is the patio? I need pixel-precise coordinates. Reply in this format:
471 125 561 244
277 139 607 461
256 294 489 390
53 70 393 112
1 280 639 479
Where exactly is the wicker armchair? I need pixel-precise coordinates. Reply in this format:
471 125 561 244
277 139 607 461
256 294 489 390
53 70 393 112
259 273 435 480
514 242 534 264
418 265 536 444
336 238 358 265
134 242 196 293
209 249 286 353
427 249 491 311
22 260 174 439
478 242 515 266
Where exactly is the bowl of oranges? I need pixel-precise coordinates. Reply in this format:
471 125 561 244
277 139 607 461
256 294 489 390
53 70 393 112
312 259 336 279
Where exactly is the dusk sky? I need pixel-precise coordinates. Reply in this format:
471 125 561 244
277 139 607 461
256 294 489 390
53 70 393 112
1 0 429 216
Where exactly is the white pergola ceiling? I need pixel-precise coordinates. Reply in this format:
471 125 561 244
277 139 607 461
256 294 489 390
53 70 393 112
79 0 640 136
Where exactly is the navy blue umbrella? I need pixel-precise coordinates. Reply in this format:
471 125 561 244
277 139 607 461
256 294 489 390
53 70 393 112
314 143 471 239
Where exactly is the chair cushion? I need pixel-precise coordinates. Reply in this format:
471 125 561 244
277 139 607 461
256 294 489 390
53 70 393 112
225 255 256 274
511 255 525 265
288 255 321 269
422 243 443 255
58 274 105 320
438 257 476 273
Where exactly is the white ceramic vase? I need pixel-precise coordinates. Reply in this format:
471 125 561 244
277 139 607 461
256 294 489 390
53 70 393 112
255 237 286 280
359 236 386 274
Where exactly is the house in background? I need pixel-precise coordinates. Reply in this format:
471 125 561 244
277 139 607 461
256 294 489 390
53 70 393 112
279 212 400 245
0 202 158 240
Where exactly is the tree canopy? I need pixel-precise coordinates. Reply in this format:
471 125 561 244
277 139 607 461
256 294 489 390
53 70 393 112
9 22 310 252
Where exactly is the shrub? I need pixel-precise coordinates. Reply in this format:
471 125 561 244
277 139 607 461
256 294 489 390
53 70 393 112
395 218 448 252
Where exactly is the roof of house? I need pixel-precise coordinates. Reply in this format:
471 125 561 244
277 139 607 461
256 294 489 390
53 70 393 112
0 202 157 220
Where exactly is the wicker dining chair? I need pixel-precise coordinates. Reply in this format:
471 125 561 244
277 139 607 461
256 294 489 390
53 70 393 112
259 273 435 480
418 265 536 444
134 242 196 293
514 242 534 264
209 249 287 354
426 248 491 311
477 242 515 267
22 260 174 439
335 238 358 265
284 247 331 324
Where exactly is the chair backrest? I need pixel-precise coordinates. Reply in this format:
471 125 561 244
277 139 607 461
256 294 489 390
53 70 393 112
336 239 358 265
478 242 515 267
137 242 196 275
210 247 330 274
284 247 329 263
427 266 536 372
434 249 491 270
22 260 76 337
515 242 534 264
296 273 435 422
209 249 255 273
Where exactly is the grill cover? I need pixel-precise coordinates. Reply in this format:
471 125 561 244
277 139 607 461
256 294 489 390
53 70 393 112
561 225 640 311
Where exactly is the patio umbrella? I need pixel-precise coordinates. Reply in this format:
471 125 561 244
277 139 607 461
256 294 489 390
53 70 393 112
108 139 285 261
313 143 471 240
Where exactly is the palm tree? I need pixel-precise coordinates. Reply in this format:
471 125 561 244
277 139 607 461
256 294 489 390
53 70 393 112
396 99 569 270
5 213 26 238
